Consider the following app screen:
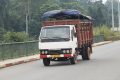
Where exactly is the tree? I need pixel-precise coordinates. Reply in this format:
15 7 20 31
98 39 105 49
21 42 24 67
0 0 9 30
0 0 119 42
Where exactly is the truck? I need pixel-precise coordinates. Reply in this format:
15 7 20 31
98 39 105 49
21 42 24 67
39 9 93 66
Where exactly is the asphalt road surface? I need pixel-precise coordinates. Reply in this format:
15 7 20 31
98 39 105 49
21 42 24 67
0 41 120 80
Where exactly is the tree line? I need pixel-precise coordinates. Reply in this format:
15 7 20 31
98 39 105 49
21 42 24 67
0 0 119 42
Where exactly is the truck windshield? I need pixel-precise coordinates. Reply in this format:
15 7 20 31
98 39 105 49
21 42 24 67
40 26 70 42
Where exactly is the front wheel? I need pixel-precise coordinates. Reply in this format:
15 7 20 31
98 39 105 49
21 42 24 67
70 56 77 64
43 58 50 66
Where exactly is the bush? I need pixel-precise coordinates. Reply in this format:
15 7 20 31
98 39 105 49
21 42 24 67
3 32 29 43
93 25 120 41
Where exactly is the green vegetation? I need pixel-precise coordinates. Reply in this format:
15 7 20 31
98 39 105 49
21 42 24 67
3 32 29 43
0 0 120 42
94 25 120 41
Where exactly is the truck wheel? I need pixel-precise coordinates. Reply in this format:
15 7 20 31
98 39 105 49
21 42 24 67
82 47 91 60
43 58 50 66
70 56 77 64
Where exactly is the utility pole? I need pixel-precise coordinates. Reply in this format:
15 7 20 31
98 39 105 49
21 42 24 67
118 0 120 31
112 0 115 31
25 0 30 35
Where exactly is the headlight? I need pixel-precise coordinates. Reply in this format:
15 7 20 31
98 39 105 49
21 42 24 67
40 50 48 54
45 51 48 54
62 49 71 54
63 50 66 53
66 50 70 53
41 51 45 54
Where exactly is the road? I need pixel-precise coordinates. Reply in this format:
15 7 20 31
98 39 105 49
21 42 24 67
0 41 120 80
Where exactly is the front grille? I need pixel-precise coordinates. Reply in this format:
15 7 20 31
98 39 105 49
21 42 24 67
49 50 63 55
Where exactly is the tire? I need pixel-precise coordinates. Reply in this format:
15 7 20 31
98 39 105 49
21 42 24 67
82 47 91 60
70 56 77 64
43 58 50 66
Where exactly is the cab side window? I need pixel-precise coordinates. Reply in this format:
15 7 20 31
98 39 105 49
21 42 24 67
73 27 76 37
71 27 76 41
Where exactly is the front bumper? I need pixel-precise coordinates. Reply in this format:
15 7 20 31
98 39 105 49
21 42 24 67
40 54 74 59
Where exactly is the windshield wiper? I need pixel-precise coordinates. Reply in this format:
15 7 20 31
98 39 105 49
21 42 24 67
41 37 61 39
41 37 70 40
51 37 70 40
51 37 63 39
41 37 50 39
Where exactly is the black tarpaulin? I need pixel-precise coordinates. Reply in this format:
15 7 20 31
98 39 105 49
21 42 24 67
41 9 92 21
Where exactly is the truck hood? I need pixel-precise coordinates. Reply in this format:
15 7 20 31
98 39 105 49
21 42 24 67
39 41 73 50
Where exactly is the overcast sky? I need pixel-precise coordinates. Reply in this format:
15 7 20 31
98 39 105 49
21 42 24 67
103 0 120 3
102 0 107 4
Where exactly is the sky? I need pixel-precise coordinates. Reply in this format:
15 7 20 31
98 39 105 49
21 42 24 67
102 0 120 3
102 0 107 4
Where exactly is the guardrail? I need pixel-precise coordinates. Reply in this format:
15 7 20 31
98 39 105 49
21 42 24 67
0 41 39 61
0 35 104 61
93 35 104 43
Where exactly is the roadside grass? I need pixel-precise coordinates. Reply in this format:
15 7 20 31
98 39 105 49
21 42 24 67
93 25 120 41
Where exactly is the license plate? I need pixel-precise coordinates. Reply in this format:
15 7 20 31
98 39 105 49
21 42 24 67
51 55 60 58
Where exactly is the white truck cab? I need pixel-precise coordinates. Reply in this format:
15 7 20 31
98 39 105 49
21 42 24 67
39 25 78 66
